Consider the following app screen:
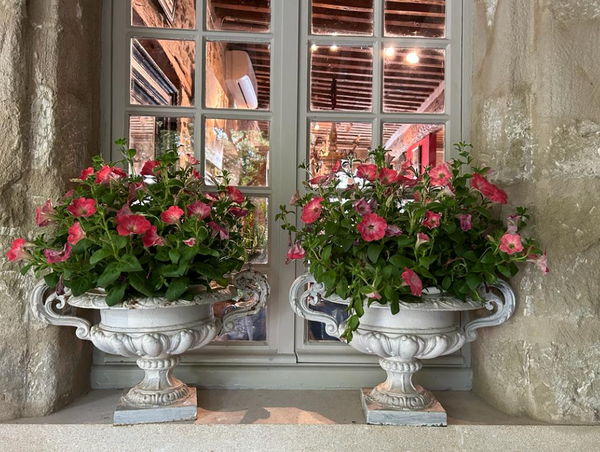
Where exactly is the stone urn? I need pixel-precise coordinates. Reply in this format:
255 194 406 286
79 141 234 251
30 269 269 425
289 273 515 426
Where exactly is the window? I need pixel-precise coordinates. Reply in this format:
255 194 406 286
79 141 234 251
100 0 469 389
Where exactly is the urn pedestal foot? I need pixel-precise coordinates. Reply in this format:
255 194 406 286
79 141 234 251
360 388 447 426
114 387 197 425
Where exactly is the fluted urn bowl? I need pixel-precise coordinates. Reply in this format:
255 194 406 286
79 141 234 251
289 273 515 425
30 269 269 424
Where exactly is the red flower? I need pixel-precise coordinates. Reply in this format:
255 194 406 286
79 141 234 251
227 186 245 204
366 291 382 300
208 222 229 240
229 206 249 218
116 204 134 220
505 215 522 234
205 193 220 202
301 197 324 224
6 238 31 262
310 175 329 186
527 252 549 274
192 169 202 180
67 222 85 245
95 165 126 184
67 198 97 218
378 168 399 185
286 242 306 264
456 214 472 231
79 167 94 180
44 243 72 264
161 206 184 224
429 163 452 186
357 213 387 242
423 211 442 229
499 233 524 255
142 226 165 247
289 190 300 205
471 173 508 204
116 214 152 236
332 160 342 173
398 175 418 187
402 267 423 296
416 233 429 248
140 160 160 176
356 164 378 182
187 201 211 220
385 225 403 237
354 198 372 215
183 238 196 247
35 199 56 227
184 153 200 166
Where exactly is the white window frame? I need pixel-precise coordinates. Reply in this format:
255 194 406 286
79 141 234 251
96 0 474 390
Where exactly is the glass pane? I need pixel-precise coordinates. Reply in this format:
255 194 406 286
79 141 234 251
244 197 268 264
310 45 373 112
207 0 271 33
128 116 194 174
311 0 374 36
205 118 270 187
383 48 445 113
132 0 196 29
382 123 445 171
205 41 270 110
307 298 349 342
131 38 196 107
385 0 446 38
309 121 372 177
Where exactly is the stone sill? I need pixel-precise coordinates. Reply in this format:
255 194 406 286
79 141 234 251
2 390 598 451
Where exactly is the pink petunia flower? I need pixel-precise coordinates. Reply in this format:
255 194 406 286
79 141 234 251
6 238 32 262
440 185 455 197
205 193 220 202
385 225 403 237
365 291 382 300
161 206 184 224
142 225 165 247
357 213 387 242
140 160 160 177
506 215 522 234
229 206 249 218
398 175 419 188
456 214 472 231
191 168 202 180
227 186 245 204
184 153 200 166
423 211 442 229
471 173 508 204
95 165 126 184
354 198 372 215
301 197 324 224
378 168 399 185
527 252 549 274
402 267 423 296
116 204 134 220
67 222 85 245
44 243 72 264
356 164 378 182
187 201 211 220
286 242 306 264
183 238 196 247
208 222 229 240
67 198 97 218
35 199 57 227
310 175 330 186
332 160 342 173
116 214 152 236
429 163 452 186
79 167 94 180
289 190 301 205
499 233 524 255
416 233 429 248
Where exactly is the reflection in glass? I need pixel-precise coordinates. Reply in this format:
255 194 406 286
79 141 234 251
382 123 445 173
311 0 374 36
132 0 196 29
384 0 446 38
308 298 349 342
207 0 271 33
310 45 373 112
205 41 270 110
383 48 445 113
310 122 372 177
130 38 196 107
128 116 194 174
243 197 268 264
204 118 270 187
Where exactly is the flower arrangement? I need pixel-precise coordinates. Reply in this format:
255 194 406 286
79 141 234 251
278 143 547 340
7 141 254 306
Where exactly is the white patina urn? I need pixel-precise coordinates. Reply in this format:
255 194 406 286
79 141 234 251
290 273 515 425
31 269 268 424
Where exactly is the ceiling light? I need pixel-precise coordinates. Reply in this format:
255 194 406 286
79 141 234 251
384 47 395 57
330 44 338 52
406 52 420 64
314 123 320 131
311 44 318 52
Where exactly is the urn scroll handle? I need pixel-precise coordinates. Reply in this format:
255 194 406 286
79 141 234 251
30 280 92 340
221 269 270 333
289 273 345 339
463 279 516 342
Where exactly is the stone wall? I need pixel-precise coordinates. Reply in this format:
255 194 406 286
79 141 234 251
470 0 600 424
0 0 101 420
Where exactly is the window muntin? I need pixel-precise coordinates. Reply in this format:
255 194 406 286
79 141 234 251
384 0 446 38
311 0 374 36
206 0 271 33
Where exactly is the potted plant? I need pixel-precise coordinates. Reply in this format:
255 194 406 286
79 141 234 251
7 142 269 424
279 143 547 425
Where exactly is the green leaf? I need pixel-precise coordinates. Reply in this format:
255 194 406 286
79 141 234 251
20 263 34 276
165 277 189 302
70 274 94 297
129 272 154 297
322 270 337 290
116 254 143 273
354 297 364 317
347 315 359 330
44 272 60 288
97 263 121 287
442 275 452 291
418 255 437 271
480 252 496 264
497 264 511 278
466 273 483 291
197 246 219 257
397 237 414 248
90 248 113 265
463 251 478 262
389 255 413 268
169 248 181 264
72 238 93 254
114 236 128 250
322 245 332 261
336 277 349 299
106 284 126 306
443 222 457 234
367 244 382 264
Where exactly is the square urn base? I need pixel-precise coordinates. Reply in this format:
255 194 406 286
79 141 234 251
113 387 197 425
360 388 447 427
